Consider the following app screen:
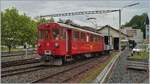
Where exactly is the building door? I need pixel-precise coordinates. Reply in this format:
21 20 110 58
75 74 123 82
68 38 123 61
113 37 119 50
104 36 109 45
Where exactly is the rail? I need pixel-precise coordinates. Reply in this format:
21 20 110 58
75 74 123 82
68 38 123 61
1 58 40 68
94 51 122 83
1 50 37 57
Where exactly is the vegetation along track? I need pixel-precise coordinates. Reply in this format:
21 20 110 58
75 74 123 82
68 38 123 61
32 55 110 83
1 63 44 77
1 58 40 68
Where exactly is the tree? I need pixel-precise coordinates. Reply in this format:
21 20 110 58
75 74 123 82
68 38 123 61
37 17 55 24
124 13 149 38
49 17 55 22
1 7 37 53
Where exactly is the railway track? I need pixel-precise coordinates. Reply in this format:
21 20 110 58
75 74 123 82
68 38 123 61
1 58 40 68
1 49 36 57
1 63 44 77
32 55 110 83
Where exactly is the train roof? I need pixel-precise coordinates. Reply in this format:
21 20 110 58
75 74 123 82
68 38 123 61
57 23 103 37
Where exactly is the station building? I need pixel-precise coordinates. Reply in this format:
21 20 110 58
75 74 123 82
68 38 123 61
97 25 129 51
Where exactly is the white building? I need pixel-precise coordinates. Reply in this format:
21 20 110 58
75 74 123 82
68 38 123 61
97 25 128 50
121 27 143 43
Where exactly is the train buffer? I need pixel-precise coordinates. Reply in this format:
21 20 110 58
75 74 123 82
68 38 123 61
127 61 148 71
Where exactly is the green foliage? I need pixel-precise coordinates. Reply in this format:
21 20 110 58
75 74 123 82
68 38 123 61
124 13 149 38
37 17 55 24
1 7 37 52
128 50 148 61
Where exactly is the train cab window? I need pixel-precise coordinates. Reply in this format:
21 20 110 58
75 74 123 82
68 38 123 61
45 31 49 40
39 31 44 39
73 31 79 41
52 28 59 40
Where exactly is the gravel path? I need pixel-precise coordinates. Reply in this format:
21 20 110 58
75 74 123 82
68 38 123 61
106 48 149 83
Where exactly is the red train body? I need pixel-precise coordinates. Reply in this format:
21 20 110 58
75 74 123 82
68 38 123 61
37 22 105 65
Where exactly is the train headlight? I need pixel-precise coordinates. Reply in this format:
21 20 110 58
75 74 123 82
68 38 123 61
38 43 40 48
46 43 50 46
54 43 59 48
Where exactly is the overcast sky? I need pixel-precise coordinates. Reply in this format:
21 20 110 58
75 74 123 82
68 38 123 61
1 0 150 29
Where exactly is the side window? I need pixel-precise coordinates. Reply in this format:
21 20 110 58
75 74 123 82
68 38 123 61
73 31 79 41
97 36 99 41
95 35 97 41
90 34 93 42
98 36 100 41
61 28 66 39
81 32 86 41
52 28 59 40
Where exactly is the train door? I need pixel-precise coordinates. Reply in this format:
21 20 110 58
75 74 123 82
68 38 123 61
66 29 72 54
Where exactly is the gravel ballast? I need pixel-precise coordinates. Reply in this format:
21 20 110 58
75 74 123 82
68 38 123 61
106 48 149 83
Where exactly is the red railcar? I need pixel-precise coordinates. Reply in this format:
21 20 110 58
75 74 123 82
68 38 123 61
37 22 105 65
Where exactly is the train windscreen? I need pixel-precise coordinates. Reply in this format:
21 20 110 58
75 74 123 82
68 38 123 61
39 30 49 40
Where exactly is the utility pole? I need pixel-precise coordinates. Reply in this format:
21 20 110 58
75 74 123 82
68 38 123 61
118 3 139 52
119 9 121 51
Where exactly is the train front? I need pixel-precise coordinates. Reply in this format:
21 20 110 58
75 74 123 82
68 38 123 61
37 23 59 63
37 23 52 60
37 23 65 65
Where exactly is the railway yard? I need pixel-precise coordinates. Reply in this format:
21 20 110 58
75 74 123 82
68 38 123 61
1 47 149 83
1 1 149 83
1 50 111 83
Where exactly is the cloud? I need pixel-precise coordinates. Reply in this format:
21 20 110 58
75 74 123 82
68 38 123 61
1 0 149 28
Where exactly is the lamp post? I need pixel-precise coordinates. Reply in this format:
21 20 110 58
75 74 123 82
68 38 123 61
118 2 139 52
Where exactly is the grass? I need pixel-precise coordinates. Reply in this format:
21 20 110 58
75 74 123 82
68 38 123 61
1 47 23 52
79 51 118 83
128 50 149 61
